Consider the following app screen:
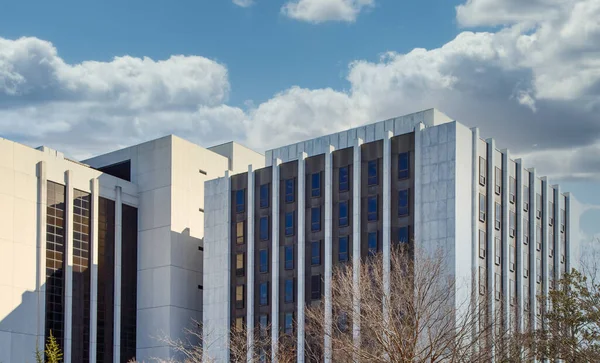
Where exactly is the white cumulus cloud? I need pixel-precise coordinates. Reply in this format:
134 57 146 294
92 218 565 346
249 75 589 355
233 0 254 8
281 0 374 23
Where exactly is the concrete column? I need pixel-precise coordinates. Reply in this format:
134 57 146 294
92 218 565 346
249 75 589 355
324 145 334 363
352 138 363 359
469 128 480 342
247 166 255 362
485 139 496 354
515 159 524 334
382 130 392 357
501 150 510 328
413 124 425 253
528 169 537 332
36 162 48 346
89 178 100 363
552 185 561 280
297 152 307 363
113 186 122 363
271 158 281 362
64 170 74 363
565 193 572 273
541 178 550 311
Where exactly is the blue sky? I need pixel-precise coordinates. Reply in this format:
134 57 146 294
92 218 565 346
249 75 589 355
0 0 599 252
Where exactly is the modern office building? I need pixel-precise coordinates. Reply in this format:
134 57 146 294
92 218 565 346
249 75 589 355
0 135 264 363
202 109 579 362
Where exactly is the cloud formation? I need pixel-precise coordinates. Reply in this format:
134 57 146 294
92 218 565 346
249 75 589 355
233 0 254 8
281 0 374 23
1 0 599 183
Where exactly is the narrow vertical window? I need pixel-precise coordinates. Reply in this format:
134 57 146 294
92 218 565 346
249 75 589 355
523 185 530 211
284 279 294 303
510 245 515 271
339 166 349 192
536 258 542 283
311 241 321 266
479 194 486 222
368 160 378 186
259 282 269 306
509 211 516 237
284 246 294 270
311 207 321 231
259 314 269 338
236 253 245 276
509 177 516 204
285 212 294 236
339 236 349 262
549 230 554 257
495 237 501 265
236 189 245 213
236 222 245 245
549 202 554 226
368 232 378 256
398 189 409 217
284 313 293 335
235 317 244 332
398 226 409 244
536 225 542 251
561 209 566 232
259 216 269 241
495 202 501 230
398 152 410 179
285 179 295 203
260 184 269 209
524 252 529 277
311 173 321 197
235 285 245 309
479 267 486 295
367 196 378 221
479 230 486 258
259 249 268 273
495 273 501 300
495 167 502 195
311 275 322 300
536 193 542 219
479 157 487 186
524 219 529 244
510 280 516 306
339 201 349 227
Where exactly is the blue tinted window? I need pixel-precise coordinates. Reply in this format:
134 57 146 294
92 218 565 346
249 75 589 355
398 226 409 244
235 189 245 213
368 232 378 256
311 173 321 197
339 201 348 226
284 313 293 334
285 179 295 203
284 279 294 303
399 189 409 216
339 167 349 191
259 217 269 241
368 160 378 186
259 249 268 273
311 241 321 266
368 196 378 221
284 246 294 270
311 275 321 300
339 236 349 262
311 207 321 231
259 282 268 306
259 314 268 337
260 184 269 208
285 212 294 236
398 152 410 179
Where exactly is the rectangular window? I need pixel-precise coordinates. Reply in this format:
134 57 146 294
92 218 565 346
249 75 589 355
311 207 321 231
398 226 409 244
495 167 502 195
509 177 516 204
259 314 269 338
398 189 409 217
339 236 349 262
479 230 486 259
510 280 516 306
479 194 486 222
536 193 542 219
509 211 516 238
312 173 321 197
549 231 554 258
311 275 321 300
235 317 244 332
495 273 501 301
235 285 244 309
236 253 245 277
285 212 294 236
285 179 295 203
368 232 378 256
284 246 294 270
368 196 378 221
495 237 501 265
561 209 566 232
339 201 349 227
536 258 542 283
524 252 529 277
260 184 269 209
479 267 486 295
236 221 245 245
284 313 293 335
260 216 269 241
311 241 321 266
236 189 245 213
510 245 515 272
536 225 542 251
284 279 294 303
259 282 268 306
561 237 566 263
549 202 554 226
368 160 378 186
398 152 410 179
339 166 349 192
479 157 487 186
259 249 268 273
495 203 502 230
524 219 529 244
524 185 530 212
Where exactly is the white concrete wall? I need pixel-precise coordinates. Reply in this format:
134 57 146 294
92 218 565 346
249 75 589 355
0 137 136 363
208 142 265 174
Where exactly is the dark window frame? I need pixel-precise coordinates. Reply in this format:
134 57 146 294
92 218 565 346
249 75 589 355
339 236 349 262
398 189 409 217
398 152 410 180
259 184 270 209
339 166 349 192
285 212 295 237
339 201 349 227
259 216 269 241
368 160 378 186
284 246 294 270
311 207 321 232
311 173 321 198
311 241 321 266
367 196 378 222
310 275 322 300
285 179 295 204
236 189 245 213
259 249 268 274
